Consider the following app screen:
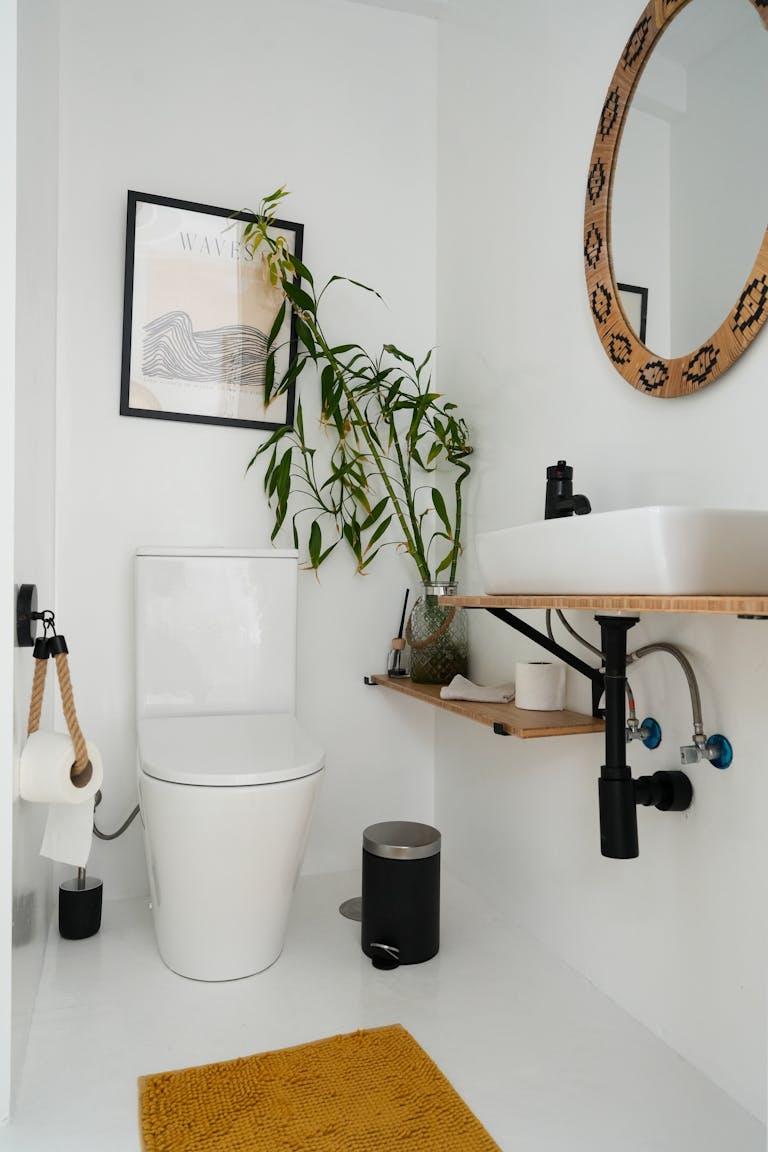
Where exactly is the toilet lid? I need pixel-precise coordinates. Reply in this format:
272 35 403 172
138 714 325 787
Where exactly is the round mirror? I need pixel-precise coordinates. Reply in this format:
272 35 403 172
584 0 768 397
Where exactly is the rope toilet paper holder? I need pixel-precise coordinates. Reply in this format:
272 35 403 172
17 585 92 787
18 586 105 939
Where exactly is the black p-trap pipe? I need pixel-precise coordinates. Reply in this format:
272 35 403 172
596 615 639 860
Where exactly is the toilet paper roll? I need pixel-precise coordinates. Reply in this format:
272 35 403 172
20 731 103 867
514 662 566 711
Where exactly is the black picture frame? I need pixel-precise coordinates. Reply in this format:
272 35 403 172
120 191 303 431
617 282 648 345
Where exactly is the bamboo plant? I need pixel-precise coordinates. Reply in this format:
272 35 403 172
243 188 472 583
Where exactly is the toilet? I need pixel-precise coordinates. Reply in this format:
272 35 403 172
134 546 324 981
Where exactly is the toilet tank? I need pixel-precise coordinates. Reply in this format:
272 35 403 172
135 547 298 719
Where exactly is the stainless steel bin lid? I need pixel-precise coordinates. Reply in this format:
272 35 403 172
363 821 441 860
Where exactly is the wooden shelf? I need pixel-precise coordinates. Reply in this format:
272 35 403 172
368 675 604 739
439 593 768 616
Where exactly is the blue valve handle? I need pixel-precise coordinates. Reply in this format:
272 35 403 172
640 717 662 750
705 734 733 770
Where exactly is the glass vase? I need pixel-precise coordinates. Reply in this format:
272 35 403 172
406 582 468 685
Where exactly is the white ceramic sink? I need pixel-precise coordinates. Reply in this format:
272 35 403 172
475 506 768 596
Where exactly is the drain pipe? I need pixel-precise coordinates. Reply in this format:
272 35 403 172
597 616 695 859
597 616 640 858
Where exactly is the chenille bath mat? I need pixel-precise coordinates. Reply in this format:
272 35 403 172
138 1023 501 1151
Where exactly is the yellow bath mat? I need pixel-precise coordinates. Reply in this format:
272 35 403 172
138 1023 501 1151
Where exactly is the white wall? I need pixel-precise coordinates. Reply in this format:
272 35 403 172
10 0 60 1114
0 0 17 1124
55 0 437 899
436 0 766 1122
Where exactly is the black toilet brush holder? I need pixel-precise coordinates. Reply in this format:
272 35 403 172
59 868 103 940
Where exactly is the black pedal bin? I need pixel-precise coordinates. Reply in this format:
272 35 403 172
361 821 440 969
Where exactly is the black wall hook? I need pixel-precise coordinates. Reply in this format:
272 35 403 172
16 584 38 648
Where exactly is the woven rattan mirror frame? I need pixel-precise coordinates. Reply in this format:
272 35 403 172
584 0 768 398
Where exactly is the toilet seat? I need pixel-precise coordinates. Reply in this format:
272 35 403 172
138 713 324 787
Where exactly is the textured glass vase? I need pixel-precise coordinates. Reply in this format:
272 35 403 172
407 582 468 685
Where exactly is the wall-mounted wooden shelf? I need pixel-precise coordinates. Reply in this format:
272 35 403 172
440 593 768 616
368 675 604 739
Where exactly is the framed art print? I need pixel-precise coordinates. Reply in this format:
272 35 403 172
120 191 303 430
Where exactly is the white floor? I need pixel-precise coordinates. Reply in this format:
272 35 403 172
0 871 763 1151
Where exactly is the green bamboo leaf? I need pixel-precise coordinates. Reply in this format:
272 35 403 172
263 446 278 488
267 302 286 350
262 187 289 206
318 541 339 565
383 343 415 366
320 365 336 415
323 274 383 301
267 465 279 498
343 521 363 564
342 352 371 372
348 486 371 515
330 343 364 355
365 514 393 551
264 354 276 404
426 442 443 465
271 449 293 538
282 280 316 314
384 380 402 408
360 497 388 531
295 400 304 440
434 551 454 576
268 445 291 498
295 317 316 357
407 394 442 450
246 424 288 472
288 254 314 287
278 354 307 394
308 519 322 568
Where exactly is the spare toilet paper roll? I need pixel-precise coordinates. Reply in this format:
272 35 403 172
20 731 104 868
514 662 566 711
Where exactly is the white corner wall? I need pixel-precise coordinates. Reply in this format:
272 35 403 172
436 0 766 1123
0 0 17 1124
54 0 438 898
10 0 60 1117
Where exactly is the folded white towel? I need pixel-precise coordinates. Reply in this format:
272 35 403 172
439 675 515 703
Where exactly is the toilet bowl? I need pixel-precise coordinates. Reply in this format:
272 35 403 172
134 547 324 981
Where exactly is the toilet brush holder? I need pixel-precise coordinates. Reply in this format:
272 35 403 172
59 868 103 940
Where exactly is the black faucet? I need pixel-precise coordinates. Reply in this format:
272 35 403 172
545 460 591 520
